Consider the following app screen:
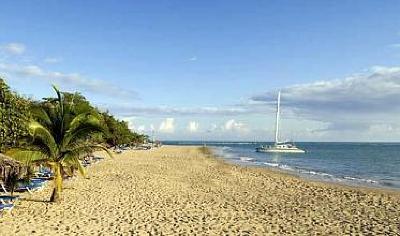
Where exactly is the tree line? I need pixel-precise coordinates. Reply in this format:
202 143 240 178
0 78 148 153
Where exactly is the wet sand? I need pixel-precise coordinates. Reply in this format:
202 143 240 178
1 146 399 235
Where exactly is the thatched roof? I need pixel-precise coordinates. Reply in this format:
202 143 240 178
0 154 21 167
0 153 23 182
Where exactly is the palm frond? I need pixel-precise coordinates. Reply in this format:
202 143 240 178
5 149 48 165
62 113 105 148
28 121 57 157
30 105 52 128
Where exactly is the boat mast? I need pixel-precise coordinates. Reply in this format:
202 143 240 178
274 91 281 144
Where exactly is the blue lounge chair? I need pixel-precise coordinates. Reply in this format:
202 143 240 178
30 178 48 184
0 202 14 216
0 195 19 203
0 202 13 210
35 170 53 179
15 180 46 194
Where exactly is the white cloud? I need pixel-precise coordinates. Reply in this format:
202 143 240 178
159 118 175 133
187 121 199 133
224 119 247 132
370 66 400 74
0 62 138 99
137 125 146 133
20 65 43 76
368 124 394 133
251 66 400 133
189 56 197 61
107 104 251 117
121 117 149 133
122 116 137 130
44 57 62 64
252 66 400 113
0 43 26 55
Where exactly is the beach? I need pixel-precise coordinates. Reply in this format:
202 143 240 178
1 145 399 235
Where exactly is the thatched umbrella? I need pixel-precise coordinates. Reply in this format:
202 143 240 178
0 153 24 183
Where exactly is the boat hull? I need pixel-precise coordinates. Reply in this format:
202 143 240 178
256 147 305 153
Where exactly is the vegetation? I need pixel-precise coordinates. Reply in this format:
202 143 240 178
0 78 148 202
132 133 149 145
0 79 31 152
42 91 149 147
0 77 147 150
6 86 112 202
100 112 149 147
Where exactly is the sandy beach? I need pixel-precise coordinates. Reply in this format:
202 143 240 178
1 145 399 235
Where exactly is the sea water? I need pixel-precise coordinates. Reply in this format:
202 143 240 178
164 141 400 190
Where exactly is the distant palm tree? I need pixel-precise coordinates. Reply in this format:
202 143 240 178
7 86 111 203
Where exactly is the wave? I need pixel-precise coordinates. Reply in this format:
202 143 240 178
297 170 378 185
240 157 254 162
299 170 334 178
343 176 378 184
261 161 381 186
263 162 294 171
214 145 392 189
264 162 279 167
279 164 294 171
263 164 379 185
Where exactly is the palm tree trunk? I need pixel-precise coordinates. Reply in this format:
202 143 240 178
50 163 63 203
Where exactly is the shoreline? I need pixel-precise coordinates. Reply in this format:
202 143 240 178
201 143 400 193
1 145 399 235
216 155 400 196
200 145 400 197
246 163 400 196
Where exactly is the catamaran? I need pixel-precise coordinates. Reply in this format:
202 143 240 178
256 91 305 153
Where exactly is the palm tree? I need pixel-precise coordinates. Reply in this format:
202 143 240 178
6 86 111 203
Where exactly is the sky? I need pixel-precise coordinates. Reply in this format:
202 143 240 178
1 1 400 141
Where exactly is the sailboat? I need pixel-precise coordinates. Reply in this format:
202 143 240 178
256 91 305 153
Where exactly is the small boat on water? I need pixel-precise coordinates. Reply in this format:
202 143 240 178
256 91 305 153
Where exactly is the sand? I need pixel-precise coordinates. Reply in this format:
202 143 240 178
0 145 399 235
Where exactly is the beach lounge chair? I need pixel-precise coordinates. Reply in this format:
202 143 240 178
0 202 14 216
34 169 53 179
15 186 35 194
93 156 105 162
0 195 19 203
0 184 17 217
2 179 46 196
114 149 122 154
0 183 7 193
30 178 48 184
0 202 13 209
15 180 46 194
34 173 52 179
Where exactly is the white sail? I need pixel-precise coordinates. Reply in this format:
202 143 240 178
275 91 281 144
256 90 305 153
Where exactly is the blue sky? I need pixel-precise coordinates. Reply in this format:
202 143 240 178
1 1 400 141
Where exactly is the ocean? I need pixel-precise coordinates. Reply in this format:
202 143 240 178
164 141 400 190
